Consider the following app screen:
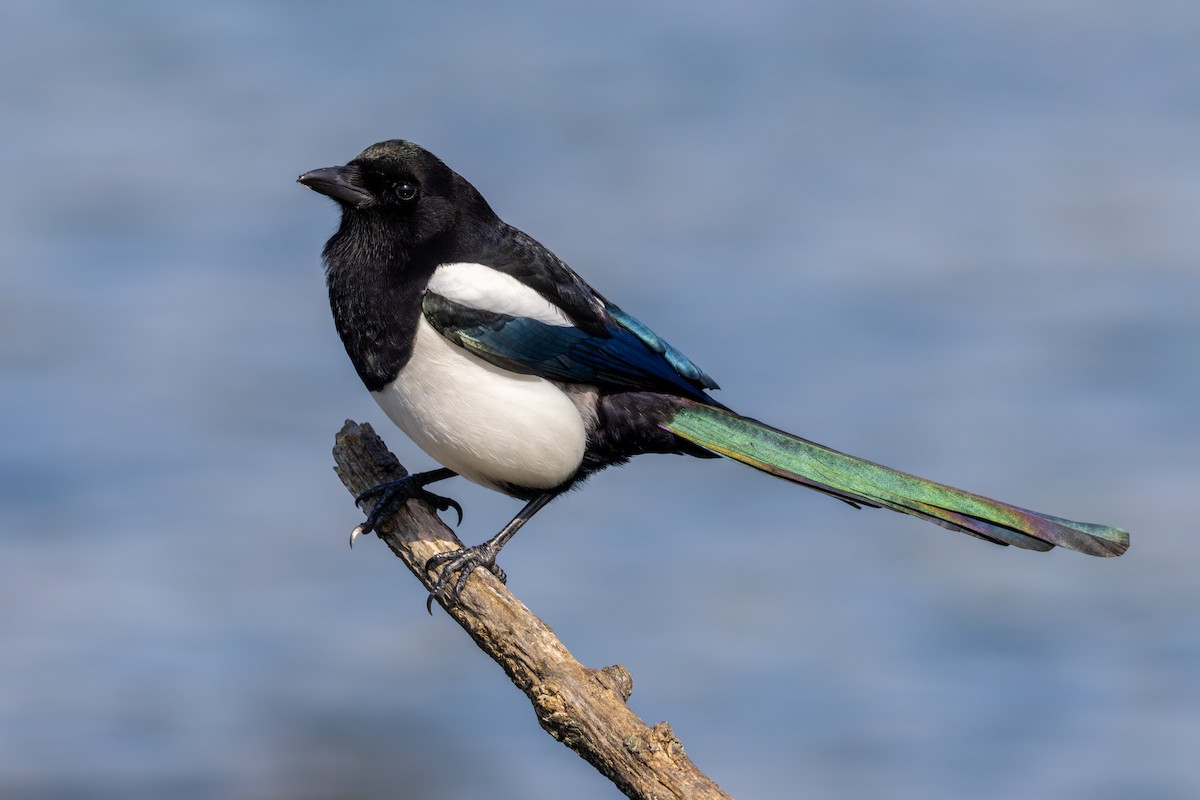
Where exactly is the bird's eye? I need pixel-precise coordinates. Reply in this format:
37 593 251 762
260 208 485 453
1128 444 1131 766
396 182 418 201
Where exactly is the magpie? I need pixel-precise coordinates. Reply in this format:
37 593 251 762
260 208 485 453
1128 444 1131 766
299 139 1129 604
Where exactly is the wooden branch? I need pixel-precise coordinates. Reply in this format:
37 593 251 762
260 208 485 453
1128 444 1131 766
332 420 733 800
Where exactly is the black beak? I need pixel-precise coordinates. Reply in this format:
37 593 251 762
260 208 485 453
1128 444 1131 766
297 165 375 208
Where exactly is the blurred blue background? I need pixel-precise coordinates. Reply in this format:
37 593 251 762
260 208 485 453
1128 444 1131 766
3 1 1197 798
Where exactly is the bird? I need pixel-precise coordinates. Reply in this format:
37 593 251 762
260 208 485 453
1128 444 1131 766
298 139 1129 605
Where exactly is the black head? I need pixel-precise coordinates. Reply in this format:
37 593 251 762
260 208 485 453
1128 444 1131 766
298 139 495 255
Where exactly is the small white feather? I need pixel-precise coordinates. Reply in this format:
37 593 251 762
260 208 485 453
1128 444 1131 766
426 262 573 326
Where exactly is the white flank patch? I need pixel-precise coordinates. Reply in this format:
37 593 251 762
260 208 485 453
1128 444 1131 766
372 317 588 492
426 262 573 326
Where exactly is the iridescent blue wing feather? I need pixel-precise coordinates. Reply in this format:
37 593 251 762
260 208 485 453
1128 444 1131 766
606 305 719 390
423 293 716 401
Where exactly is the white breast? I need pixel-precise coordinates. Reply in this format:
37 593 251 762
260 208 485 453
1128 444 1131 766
371 317 588 493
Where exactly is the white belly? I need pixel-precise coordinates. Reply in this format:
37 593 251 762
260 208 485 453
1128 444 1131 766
371 318 588 493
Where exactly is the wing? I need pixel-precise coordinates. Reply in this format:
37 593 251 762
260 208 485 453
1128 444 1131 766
421 262 718 401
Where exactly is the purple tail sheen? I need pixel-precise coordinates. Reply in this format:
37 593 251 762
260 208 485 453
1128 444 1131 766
662 403 1129 557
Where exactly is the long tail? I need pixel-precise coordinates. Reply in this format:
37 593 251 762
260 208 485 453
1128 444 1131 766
661 403 1129 557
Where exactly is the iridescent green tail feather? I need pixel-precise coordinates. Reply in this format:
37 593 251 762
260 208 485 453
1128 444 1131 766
662 404 1129 557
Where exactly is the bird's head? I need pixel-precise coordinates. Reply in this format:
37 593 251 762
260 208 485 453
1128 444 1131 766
298 139 493 253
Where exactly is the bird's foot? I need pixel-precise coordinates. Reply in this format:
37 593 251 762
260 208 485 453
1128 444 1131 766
351 476 463 546
423 542 507 612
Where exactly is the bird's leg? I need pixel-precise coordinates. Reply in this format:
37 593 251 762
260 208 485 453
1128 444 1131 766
424 491 558 610
351 467 461 546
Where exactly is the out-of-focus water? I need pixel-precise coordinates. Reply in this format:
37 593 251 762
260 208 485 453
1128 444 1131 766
3 2 1198 798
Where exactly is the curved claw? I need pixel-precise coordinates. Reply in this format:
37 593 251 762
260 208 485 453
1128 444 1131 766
423 545 506 610
431 495 463 527
351 475 462 544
